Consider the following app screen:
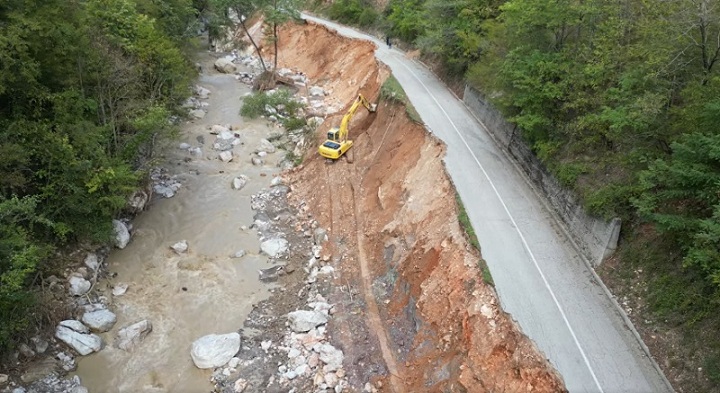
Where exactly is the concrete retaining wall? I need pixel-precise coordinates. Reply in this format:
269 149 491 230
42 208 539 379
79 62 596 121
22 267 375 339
463 86 620 266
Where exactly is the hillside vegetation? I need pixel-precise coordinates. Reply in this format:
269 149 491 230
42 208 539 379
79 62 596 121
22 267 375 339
0 0 199 352
314 0 720 390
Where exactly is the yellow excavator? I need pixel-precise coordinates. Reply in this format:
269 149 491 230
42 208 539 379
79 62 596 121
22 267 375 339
318 94 377 160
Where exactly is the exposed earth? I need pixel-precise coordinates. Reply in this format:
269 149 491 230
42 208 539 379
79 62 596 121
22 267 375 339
0 20 565 393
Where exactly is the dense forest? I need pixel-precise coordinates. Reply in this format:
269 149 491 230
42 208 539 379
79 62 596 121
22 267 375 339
0 0 201 351
320 0 720 389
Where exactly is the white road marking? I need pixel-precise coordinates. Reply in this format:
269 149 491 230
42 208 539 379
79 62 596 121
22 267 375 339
395 59 605 393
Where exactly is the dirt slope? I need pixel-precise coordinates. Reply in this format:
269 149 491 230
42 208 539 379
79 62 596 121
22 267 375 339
273 21 566 392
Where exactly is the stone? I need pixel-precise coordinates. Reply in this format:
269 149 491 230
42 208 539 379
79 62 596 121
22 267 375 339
0 374 7 384
219 151 233 162
314 372 324 386
20 357 56 383
55 324 103 356
112 283 129 296
154 184 176 198
112 219 130 249
189 109 206 119
294 364 309 377
271 176 283 186
259 265 283 282
232 175 249 190
309 86 325 97
257 151 267 158
251 156 264 166
71 387 89 393
84 253 100 271
30 336 49 354
68 274 91 296
60 320 89 333
318 344 344 371
234 379 248 392
189 147 203 157
231 250 246 259
195 85 211 99
115 320 152 351
171 240 188 254
191 333 241 369
128 190 150 213
211 124 230 134
179 142 192 150
228 357 240 368
261 340 272 352
260 238 288 257
324 372 339 388
214 57 236 73
313 228 328 245
284 370 297 380
82 309 117 332
287 310 328 333
18 343 35 358
258 139 276 154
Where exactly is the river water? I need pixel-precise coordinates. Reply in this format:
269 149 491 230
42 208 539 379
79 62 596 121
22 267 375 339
75 55 281 392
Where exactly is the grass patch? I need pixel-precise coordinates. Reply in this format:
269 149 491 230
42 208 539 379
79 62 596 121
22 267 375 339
240 89 306 130
380 75 422 123
455 192 494 286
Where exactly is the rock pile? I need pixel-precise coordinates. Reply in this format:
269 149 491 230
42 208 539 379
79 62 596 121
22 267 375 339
150 167 182 198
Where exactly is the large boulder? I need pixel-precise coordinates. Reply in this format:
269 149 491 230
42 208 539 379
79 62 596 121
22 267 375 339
287 310 328 333
318 343 344 372
55 321 103 356
219 151 233 162
82 309 117 333
112 220 130 249
214 57 236 74
68 274 91 296
115 320 152 352
257 139 276 154
190 333 241 369
260 238 288 257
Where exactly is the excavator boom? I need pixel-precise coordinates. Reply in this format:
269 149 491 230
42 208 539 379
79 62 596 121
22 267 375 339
318 94 376 160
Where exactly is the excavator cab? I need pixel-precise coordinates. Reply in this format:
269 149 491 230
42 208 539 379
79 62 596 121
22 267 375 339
318 94 376 160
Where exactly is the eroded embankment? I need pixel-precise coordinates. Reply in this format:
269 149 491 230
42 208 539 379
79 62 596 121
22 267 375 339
280 21 566 392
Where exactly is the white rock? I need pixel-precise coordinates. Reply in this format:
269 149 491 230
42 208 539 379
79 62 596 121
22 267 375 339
324 372 339 388
261 340 272 352
68 275 91 296
231 250 246 259
71 387 88 393
271 177 283 186
318 343 344 371
30 336 48 354
115 320 152 351
189 147 203 157
257 151 267 158
287 310 328 333
218 130 235 140
294 364 309 377
128 189 149 212
319 266 335 275
112 220 130 249
112 283 129 296
214 57 236 73
234 379 248 393
258 139 276 154
260 238 289 258
309 86 325 96
251 156 264 166
191 333 241 369
228 357 240 368
195 85 211 99
154 184 176 198
219 151 233 162
84 253 99 271
189 109 206 119
179 142 192 150
55 325 102 356
82 309 117 333
288 348 301 358
171 240 188 254
284 370 297 380
232 175 249 190
211 124 230 134
59 320 89 333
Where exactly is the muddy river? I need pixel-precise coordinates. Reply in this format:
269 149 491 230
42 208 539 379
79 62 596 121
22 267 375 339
75 55 280 392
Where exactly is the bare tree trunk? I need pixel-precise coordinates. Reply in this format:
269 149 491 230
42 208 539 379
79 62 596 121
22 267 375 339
240 19 267 72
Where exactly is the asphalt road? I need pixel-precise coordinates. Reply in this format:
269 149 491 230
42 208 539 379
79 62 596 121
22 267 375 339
303 14 673 393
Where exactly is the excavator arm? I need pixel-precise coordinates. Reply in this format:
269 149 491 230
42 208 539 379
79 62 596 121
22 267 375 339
318 94 377 160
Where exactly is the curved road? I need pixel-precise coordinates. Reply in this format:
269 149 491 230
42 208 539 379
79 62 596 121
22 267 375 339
303 14 672 393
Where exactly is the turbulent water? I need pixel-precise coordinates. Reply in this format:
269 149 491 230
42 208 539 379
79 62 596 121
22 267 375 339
75 55 281 393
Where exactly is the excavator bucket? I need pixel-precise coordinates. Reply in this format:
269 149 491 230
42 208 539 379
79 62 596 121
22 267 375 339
369 103 377 112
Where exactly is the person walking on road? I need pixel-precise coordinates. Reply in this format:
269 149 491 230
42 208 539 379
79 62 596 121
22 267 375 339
386 35 391 49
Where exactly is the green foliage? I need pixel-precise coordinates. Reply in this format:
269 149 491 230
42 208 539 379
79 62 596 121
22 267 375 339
0 0 197 353
380 75 421 123
327 0 378 28
455 193 480 252
240 89 305 129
